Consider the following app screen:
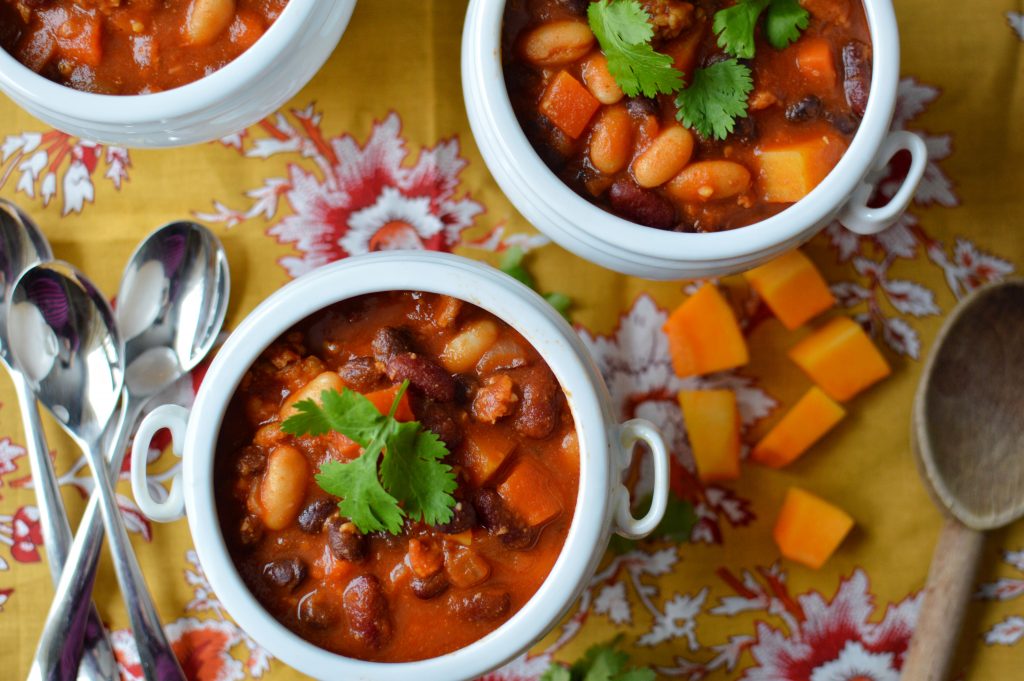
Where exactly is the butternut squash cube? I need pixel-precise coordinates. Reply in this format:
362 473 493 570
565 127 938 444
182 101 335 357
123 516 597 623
678 389 741 483
789 316 891 401
663 284 749 378
744 249 836 329
755 133 847 203
774 487 854 569
498 459 562 527
539 70 600 139
462 424 516 486
751 387 845 468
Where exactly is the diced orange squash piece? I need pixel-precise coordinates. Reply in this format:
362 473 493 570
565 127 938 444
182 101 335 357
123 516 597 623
755 133 847 203
462 424 516 485
774 487 854 569
794 37 837 89
678 389 741 483
751 387 845 468
788 316 891 402
744 249 836 330
497 458 562 527
539 70 601 139
54 7 103 66
364 385 414 422
663 284 749 378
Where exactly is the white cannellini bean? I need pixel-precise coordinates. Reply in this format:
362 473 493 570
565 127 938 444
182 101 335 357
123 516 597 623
259 445 309 531
279 371 345 419
186 0 237 46
441 320 500 373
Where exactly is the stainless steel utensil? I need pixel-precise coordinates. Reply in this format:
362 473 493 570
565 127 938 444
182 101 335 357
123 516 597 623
22 222 228 681
0 200 118 681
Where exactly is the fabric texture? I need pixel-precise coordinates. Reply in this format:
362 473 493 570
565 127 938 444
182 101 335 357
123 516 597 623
0 1 1022 679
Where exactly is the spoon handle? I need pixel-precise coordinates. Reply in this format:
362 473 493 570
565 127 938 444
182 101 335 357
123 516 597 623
901 517 985 681
12 374 119 681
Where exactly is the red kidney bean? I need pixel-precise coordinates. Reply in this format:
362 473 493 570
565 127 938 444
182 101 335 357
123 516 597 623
386 352 457 402
785 95 823 123
842 41 872 117
450 588 511 622
410 393 465 447
343 575 392 649
235 445 266 477
608 178 676 230
297 589 340 629
510 366 560 439
435 499 478 535
371 326 413 363
263 558 306 591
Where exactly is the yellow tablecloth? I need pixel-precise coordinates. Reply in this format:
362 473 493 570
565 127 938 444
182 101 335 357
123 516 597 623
2 1 1023 679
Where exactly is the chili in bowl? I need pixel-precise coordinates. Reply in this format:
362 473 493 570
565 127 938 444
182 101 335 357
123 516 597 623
0 0 356 146
462 0 928 279
129 251 670 679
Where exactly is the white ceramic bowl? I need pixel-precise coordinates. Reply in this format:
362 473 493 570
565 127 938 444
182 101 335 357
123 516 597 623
0 0 356 147
462 0 928 280
130 251 670 681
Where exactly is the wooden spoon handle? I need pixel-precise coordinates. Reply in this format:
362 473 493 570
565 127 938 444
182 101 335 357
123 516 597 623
901 517 985 681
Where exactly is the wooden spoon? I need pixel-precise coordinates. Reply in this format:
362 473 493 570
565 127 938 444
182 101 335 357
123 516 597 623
902 279 1024 681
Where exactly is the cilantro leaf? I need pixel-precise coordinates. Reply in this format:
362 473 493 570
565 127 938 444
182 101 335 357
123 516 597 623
281 388 384 445
588 0 683 98
284 382 457 535
316 453 404 534
674 59 753 140
379 422 457 526
543 636 656 681
499 246 535 288
544 292 572 320
764 0 810 49
713 0 770 59
540 668 572 681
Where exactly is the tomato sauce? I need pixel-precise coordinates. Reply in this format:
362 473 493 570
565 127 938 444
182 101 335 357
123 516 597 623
0 0 288 94
216 291 579 662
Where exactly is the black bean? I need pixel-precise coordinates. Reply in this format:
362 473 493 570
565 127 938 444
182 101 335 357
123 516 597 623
410 571 450 600
450 588 511 622
626 96 659 117
608 178 676 230
327 516 368 562
435 500 478 535
297 498 335 534
338 356 385 392
501 525 540 550
343 575 391 649
842 41 872 117
731 115 759 144
297 589 339 629
386 352 457 402
785 95 823 123
371 327 413 363
263 558 306 591
826 111 859 135
239 515 263 547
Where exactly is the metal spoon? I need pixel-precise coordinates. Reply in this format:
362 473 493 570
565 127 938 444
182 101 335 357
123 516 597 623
0 201 118 681
23 223 228 681
902 279 1024 681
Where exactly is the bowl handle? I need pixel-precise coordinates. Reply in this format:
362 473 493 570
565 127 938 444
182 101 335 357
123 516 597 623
130 404 189 523
837 130 928 235
613 419 670 540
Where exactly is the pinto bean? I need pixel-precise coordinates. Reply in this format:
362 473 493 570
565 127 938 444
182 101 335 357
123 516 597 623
263 558 306 591
519 20 595 67
842 41 872 117
297 498 335 534
327 517 367 562
371 326 413 363
608 177 675 230
450 588 511 622
632 125 694 188
186 0 236 46
259 445 309 530
343 575 392 649
338 356 385 393
386 352 457 402
589 105 633 175
410 571 450 600
666 160 751 202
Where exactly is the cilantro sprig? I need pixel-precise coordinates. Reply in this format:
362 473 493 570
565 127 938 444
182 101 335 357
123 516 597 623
499 246 573 320
541 636 655 681
587 0 682 98
714 0 810 57
674 58 754 140
281 381 457 534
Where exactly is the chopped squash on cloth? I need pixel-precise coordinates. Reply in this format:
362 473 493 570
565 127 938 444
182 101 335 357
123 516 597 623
788 316 891 401
752 387 846 467
774 487 854 568
663 284 749 378
744 249 836 329
678 389 741 483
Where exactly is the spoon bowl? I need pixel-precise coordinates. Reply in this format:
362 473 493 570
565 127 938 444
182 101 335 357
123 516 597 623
0 200 53 370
